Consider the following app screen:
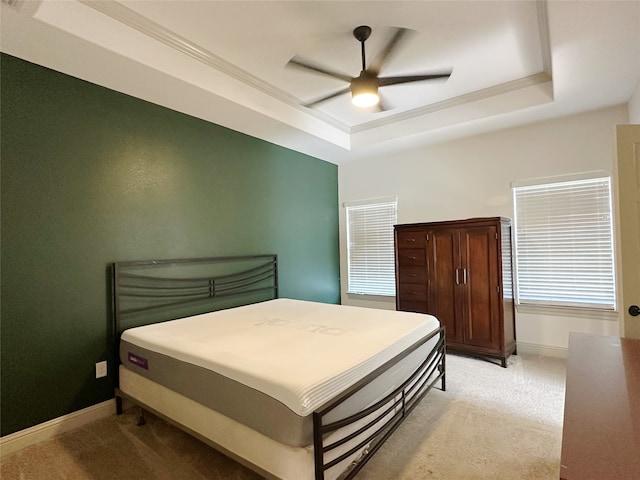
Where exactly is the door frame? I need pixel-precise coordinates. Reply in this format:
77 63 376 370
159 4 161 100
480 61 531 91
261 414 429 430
613 124 640 339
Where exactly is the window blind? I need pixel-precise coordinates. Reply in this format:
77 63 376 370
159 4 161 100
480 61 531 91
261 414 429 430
513 177 615 309
345 199 397 296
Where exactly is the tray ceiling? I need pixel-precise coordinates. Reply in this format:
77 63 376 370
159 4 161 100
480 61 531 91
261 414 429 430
1 0 639 163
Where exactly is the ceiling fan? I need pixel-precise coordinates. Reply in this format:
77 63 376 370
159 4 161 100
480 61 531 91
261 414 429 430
287 25 452 110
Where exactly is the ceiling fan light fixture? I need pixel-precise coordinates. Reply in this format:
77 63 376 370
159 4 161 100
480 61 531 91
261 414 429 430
352 91 379 107
351 75 379 107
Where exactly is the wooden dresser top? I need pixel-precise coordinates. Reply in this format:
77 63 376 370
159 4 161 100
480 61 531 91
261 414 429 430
560 332 640 479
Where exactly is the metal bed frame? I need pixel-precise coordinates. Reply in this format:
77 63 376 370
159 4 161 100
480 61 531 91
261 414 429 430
112 254 445 480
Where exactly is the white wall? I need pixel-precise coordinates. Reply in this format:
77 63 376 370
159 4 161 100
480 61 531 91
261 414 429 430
339 105 628 354
629 80 640 123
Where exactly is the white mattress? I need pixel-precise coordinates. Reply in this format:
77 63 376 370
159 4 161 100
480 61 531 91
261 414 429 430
121 298 440 416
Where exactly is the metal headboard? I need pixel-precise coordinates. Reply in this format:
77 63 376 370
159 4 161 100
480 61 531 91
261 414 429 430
113 254 278 341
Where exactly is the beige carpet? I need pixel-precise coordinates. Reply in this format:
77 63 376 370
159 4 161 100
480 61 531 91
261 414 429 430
357 400 561 480
1 353 566 479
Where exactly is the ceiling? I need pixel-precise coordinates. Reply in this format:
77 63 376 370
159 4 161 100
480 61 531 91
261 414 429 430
1 0 639 164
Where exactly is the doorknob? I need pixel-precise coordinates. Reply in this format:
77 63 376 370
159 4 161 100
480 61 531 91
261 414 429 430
629 305 640 317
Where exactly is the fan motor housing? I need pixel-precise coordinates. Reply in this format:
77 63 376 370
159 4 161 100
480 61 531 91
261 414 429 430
351 72 379 107
351 72 378 93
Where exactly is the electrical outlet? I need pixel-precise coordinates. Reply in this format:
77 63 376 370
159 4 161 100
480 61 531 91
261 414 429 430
95 361 107 379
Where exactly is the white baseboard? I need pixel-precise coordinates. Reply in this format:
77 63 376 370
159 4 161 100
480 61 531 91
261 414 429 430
517 342 568 358
0 399 115 458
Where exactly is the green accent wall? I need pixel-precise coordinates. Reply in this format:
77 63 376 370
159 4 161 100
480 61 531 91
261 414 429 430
0 54 340 436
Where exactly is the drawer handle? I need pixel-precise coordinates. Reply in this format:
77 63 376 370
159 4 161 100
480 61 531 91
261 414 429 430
409 256 416 260
408 273 417 277
407 291 417 296
407 238 416 242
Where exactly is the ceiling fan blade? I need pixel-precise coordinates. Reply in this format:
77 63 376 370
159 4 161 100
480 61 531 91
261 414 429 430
369 27 412 75
287 56 353 83
302 86 351 108
378 72 452 87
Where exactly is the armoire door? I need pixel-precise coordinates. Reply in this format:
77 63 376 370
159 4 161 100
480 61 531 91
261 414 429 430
460 225 501 350
427 228 464 345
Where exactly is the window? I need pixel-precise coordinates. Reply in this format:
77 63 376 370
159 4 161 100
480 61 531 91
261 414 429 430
345 198 397 296
512 176 615 310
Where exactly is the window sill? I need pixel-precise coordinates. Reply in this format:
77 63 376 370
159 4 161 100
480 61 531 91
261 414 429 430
345 292 395 299
516 303 619 321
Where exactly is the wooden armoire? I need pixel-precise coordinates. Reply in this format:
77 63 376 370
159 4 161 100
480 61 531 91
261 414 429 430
394 217 516 367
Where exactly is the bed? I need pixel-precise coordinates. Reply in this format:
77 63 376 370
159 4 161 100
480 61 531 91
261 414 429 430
113 255 446 480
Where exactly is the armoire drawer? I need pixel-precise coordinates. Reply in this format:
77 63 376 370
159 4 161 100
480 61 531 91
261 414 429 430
397 299 428 314
398 283 427 302
396 248 425 266
398 266 427 284
396 231 426 249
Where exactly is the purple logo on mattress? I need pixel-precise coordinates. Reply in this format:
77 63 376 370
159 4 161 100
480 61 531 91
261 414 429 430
128 352 149 370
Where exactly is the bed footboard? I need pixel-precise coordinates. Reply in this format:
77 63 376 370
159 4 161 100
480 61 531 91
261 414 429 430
313 325 445 480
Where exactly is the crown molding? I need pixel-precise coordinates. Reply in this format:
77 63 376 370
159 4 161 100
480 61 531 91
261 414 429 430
78 0 350 133
351 72 553 133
